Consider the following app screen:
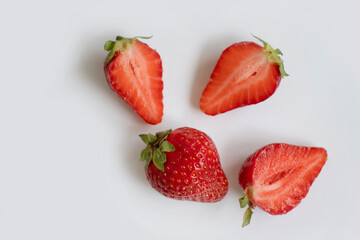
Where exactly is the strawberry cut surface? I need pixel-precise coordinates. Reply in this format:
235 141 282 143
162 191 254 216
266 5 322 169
239 143 327 217
104 37 163 124
200 37 287 115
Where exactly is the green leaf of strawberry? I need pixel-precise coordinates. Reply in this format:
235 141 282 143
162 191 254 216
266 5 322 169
140 145 152 167
239 194 249 208
139 129 175 172
242 207 253 227
161 141 175 152
155 130 172 146
104 41 116 51
139 133 157 145
153 148 166 171
104 35 153 64
252 35 289 78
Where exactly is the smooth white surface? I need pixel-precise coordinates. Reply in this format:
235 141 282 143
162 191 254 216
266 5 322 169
1 0 359 239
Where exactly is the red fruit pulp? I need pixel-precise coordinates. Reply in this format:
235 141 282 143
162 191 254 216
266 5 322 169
200 41 283 115
104 40 163 124
239 143 327 215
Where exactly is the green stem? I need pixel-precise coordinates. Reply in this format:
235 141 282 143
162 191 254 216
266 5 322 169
252 35 289 78
239 188 254 227
139 129 175 172
104 35 152 64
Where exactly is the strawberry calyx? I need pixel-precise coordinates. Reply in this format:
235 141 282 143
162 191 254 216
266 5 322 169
104 35 152 64
139 129 175 172
253 35 289 78
239 188 254 227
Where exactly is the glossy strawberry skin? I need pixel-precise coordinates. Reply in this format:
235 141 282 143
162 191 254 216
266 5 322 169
104 39 163 125
200 38 287 115
239 143 327 215
145 127 228 202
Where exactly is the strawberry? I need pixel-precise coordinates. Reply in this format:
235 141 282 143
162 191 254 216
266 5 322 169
139 127 228 202
238 143 327 227
104 36 163 124
200 36 288 115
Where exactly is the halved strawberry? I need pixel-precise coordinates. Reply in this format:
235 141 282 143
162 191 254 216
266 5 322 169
104 36 163 124
200 36 288 115
238 143 327 227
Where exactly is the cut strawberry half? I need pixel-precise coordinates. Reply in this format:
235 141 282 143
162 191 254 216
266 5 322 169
104 36 163 124
200 36 288 115
238 143 327 227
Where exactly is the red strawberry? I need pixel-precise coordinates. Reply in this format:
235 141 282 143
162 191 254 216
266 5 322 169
139 127 228 202
238 143 327 227
104 36 163 124
200 36 288 115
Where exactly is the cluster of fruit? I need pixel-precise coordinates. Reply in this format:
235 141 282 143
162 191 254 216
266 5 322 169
103 35 327 227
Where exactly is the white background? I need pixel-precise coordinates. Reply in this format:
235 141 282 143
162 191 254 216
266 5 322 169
1 0 359 239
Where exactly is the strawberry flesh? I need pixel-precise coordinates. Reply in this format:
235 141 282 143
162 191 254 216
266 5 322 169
104 39 163 124
239 143 327 215
200 39 285 115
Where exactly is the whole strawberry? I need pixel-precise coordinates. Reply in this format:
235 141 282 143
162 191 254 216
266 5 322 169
139 127 228 202
104 35 163 125
238 143 327 227
200 35 288 115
